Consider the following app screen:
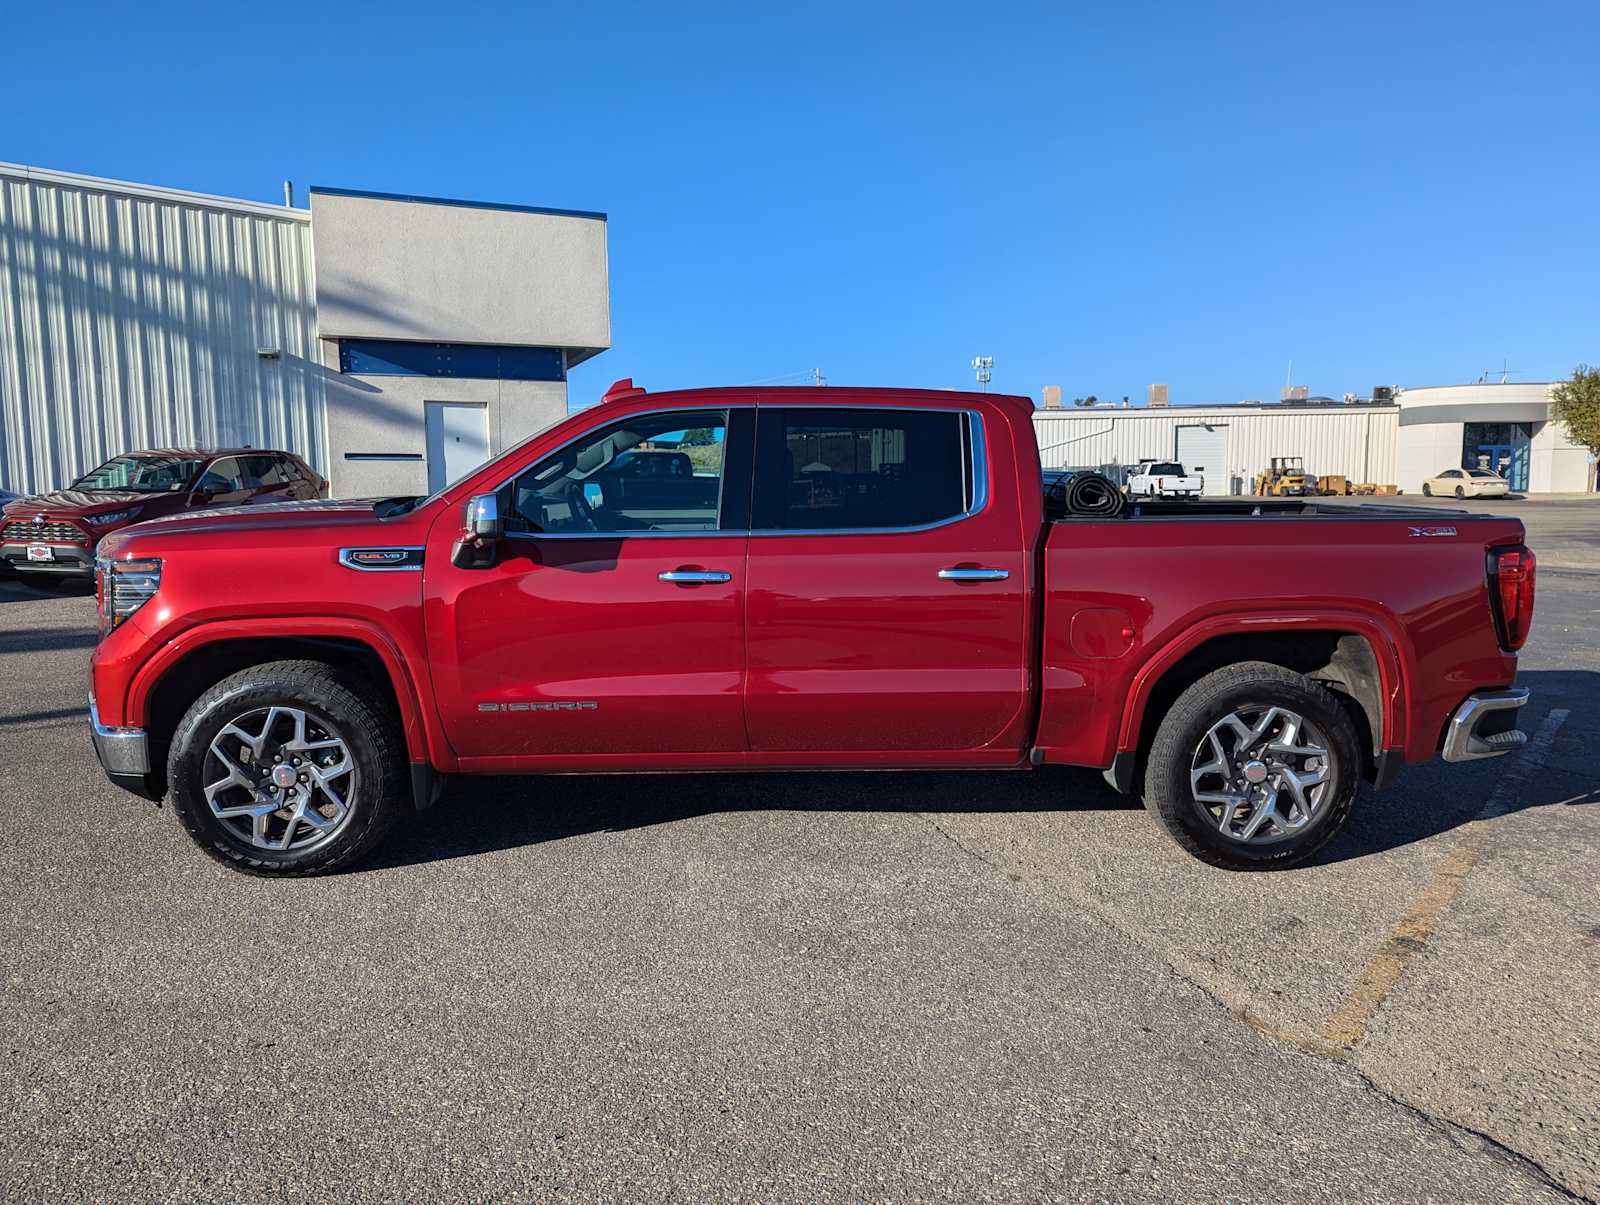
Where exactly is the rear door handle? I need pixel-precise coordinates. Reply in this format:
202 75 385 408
659 569 732 584
938 568 1009 581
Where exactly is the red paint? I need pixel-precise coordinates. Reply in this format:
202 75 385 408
89 387 1529 790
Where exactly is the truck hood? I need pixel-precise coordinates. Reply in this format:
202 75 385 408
119 497 391 537
3 489 158 519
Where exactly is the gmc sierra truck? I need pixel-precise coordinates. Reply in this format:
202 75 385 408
88 383 1536 876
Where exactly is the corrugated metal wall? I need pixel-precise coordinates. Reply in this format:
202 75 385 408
1033 406 1399 493
0 164 325 495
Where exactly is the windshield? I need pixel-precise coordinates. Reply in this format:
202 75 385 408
1468 469 1501 478
72 454 204 493
1147 463 1184 476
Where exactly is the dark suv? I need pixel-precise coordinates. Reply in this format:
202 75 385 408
1 448 326 581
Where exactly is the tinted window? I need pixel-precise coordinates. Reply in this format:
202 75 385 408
503 410 729 534
245 455 290 486
754 408 971 531
1440 469 1461 478
1468 469 1499 478
195 457 247 494
1147 463 1183 475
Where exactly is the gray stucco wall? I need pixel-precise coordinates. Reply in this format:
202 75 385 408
308 190 609 362
320 339 568 497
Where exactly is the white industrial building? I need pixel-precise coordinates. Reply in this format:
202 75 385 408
1035 382 1592 495
0 162 610 498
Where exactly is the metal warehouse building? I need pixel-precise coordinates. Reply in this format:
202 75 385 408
1034 402 1399 495
1035 383 1592 495
0 162 609 498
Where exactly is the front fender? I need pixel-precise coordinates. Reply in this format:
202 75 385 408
122 616 455 770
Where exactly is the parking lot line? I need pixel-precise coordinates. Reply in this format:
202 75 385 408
1320 708 1570 1050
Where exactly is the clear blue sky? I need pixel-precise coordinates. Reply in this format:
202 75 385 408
8 1 1597 407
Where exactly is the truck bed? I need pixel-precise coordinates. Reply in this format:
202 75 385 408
1034 503 1525 773
1051 494 1503 522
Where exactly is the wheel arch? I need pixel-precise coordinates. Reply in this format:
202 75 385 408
1116 614 1409 788
128 620 446 784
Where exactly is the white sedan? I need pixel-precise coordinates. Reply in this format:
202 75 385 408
1421 468 1511 498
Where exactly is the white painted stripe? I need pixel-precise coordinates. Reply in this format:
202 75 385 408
1476 708 1569 821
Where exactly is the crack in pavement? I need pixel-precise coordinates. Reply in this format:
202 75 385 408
915 813 1591 1200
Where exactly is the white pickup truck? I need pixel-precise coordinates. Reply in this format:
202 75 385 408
1127 460 1204 498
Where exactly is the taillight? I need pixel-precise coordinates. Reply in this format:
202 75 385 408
1489 545 1536 651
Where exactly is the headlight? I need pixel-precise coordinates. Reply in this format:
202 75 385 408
89 508 138 526
96 556 161 633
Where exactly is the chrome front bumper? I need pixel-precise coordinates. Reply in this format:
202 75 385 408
89 693 150 776
1441 688 1529 762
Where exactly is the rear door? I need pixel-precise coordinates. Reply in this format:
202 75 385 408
427 405 754 762
743 404 1030 758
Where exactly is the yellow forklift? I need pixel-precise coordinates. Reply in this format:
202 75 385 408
1253 456 1317 497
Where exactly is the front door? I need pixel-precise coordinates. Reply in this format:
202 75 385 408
742 405 1030 759
426 402 490 493
428 407 753 763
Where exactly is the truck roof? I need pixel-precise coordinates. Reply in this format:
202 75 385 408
597 378 1035 419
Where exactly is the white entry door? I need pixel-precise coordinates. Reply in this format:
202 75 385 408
425 402 489 492
1176 424 1230 495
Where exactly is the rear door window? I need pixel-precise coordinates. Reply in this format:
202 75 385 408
753 408 973 531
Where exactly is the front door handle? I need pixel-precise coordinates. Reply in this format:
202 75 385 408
938 567 1009 581
659 569 732 584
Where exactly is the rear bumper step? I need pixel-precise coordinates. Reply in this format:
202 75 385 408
1442 688 1529 762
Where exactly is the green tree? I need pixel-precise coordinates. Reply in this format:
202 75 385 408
1550 364 1600 490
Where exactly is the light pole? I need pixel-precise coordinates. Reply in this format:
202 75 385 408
971 356 993 392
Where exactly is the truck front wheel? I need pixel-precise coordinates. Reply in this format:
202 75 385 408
167 660 406 876
1143 661 1361 870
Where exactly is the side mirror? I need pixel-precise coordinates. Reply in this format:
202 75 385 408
468 493 502 539
452 493 503 569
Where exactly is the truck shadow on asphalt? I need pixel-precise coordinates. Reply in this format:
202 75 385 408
367 669 1597 874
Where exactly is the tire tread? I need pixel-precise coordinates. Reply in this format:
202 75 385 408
1143 660 1360 871
167 659 403 877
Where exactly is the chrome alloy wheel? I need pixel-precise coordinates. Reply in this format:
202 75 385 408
203 706 357 851
1189 706 1332 845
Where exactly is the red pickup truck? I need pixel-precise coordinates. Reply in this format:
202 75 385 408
88 384 1536 876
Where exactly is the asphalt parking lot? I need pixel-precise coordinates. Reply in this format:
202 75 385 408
2 497 1596 1200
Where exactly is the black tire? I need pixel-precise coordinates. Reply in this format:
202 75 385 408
1143 661 1362 871
1422 483 1432 496
167 660 406 876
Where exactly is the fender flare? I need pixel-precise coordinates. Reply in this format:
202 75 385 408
124 616 455 770
1115 608 1414 756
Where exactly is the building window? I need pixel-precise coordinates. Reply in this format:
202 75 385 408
338 339 565 381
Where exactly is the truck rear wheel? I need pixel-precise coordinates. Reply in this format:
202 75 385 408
1143 661 1361 870
167 660 406 876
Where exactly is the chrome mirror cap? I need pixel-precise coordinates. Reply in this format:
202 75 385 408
467 493 501 539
